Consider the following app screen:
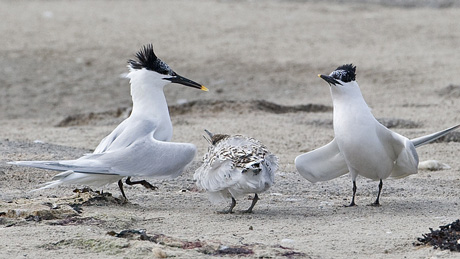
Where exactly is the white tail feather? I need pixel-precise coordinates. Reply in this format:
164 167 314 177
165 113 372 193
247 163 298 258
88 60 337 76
411 124 459 148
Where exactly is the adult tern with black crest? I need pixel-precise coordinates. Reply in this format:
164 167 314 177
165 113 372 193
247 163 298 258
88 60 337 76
10 44 208 199
295 64 459 206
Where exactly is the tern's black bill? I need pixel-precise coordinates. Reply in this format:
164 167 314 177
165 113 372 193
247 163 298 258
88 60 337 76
318 74 342 86
165 74 208 91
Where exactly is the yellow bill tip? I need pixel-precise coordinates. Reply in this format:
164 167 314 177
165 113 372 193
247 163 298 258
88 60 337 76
317 74 322 78
201 85 209 92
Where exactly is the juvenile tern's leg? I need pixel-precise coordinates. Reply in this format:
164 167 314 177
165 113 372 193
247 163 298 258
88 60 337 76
369 180 383 207
218 197 237 214
345 181 357 207
125 177 158 190
118 179 127 200
242 193 259 214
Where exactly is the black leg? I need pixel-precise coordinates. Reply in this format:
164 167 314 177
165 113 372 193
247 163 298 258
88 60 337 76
218 197 237 214
118 179 127 199
243 193 259 213
345 181 357 207
125 177 157 190
370 179 383 207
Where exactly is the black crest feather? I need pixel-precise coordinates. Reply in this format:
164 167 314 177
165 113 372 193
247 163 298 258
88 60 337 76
128 44 173 75
331 64 356 83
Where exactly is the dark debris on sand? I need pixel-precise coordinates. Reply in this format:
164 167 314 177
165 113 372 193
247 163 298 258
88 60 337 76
48 216 106 226
414 219 460 252
72 187 126 206
108 229 212 253
108 229 306 257
0 188 125 225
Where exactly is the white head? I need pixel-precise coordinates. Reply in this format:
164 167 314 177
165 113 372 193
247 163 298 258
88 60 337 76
126 44 208 92
318 64 374 114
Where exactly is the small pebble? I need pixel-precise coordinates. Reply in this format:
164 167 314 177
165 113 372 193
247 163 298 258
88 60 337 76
281 238 295 245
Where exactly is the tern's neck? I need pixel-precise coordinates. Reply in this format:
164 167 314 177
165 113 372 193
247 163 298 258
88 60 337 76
130 83 170 118
330 83 369 111
127 70 170 118
330 82 376 129
129 76 173 141
126 69 173 141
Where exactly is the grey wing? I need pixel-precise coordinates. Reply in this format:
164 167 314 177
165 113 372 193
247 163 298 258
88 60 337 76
389 131 419 178
9 118 136 173
295 139 349 183
13 133 196 179
374 124 419 178
93 119 131 154
392 124 460 177
71 137 197 178
11 119 195 178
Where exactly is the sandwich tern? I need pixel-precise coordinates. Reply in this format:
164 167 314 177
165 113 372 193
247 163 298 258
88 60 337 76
194 130 278 213
295 64 459 206
9 44 208 199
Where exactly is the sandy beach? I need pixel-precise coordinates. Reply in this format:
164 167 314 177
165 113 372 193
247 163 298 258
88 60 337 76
1 0 460 258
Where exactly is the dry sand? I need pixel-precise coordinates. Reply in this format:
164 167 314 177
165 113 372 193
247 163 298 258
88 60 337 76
1 0 460 258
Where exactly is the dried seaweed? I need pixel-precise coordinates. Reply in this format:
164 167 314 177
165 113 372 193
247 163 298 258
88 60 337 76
415 219 460 252
214 245 253 255
48 216 105 226
108 229 305 257
72 187 126 206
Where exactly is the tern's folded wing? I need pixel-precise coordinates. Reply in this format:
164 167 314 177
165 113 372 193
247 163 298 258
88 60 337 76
390 124 460 178
85 138 197 178
13 137 197 179
389 132 419 178
93 119 160 154
295 139 349 183
93 119 130 154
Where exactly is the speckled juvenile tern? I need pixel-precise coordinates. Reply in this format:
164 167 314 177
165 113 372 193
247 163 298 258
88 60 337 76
295 64 459 206
194 130 278 213
9 44 208 199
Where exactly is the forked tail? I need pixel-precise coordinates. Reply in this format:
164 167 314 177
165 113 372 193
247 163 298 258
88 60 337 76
8 160 76 172
411 124 460 148
8 160 109 174
8 161 122 190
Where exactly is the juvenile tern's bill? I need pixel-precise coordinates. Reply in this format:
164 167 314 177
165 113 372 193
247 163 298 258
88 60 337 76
9 44 208 199
295 64 459 206
194 130 278 213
